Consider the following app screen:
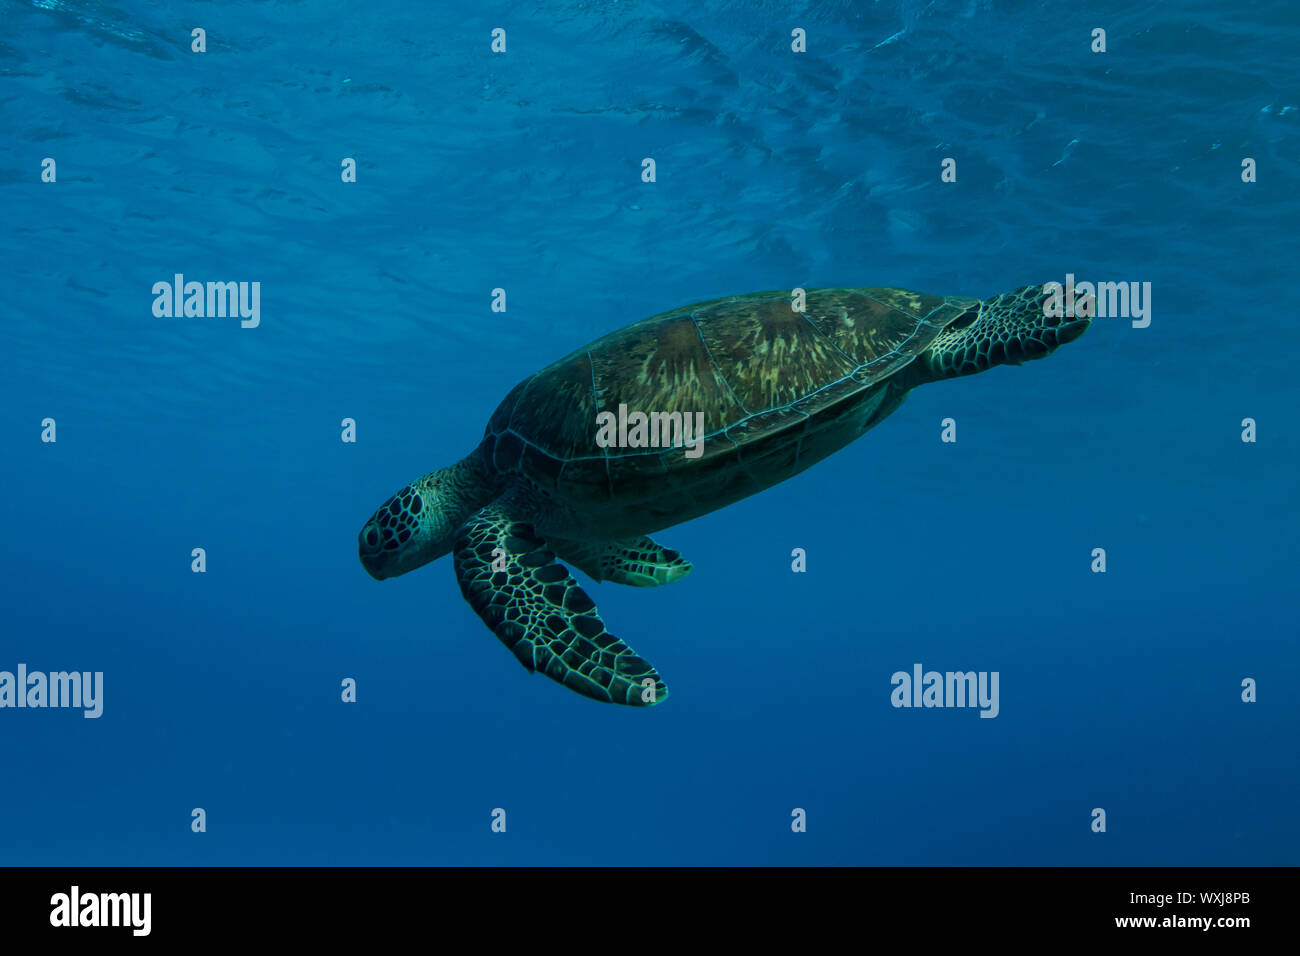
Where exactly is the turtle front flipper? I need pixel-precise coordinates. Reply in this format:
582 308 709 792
549 536 693 588
452 504 669 706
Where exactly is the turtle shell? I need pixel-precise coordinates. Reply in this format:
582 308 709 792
484 287 976 512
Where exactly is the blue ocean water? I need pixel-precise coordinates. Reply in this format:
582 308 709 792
2 0 1297 866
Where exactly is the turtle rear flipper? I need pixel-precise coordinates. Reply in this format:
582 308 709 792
550 535 693 587
453 504 668 706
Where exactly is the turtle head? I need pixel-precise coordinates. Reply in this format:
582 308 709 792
359 456 493 580
917 284 1090 382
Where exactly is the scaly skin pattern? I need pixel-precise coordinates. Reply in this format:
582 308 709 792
548 535 693 587
452 502 668 706
359 453 499 578
913 285 1089 382
361 284 1090 706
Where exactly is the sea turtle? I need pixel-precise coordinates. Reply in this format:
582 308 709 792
359 284 1088 706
